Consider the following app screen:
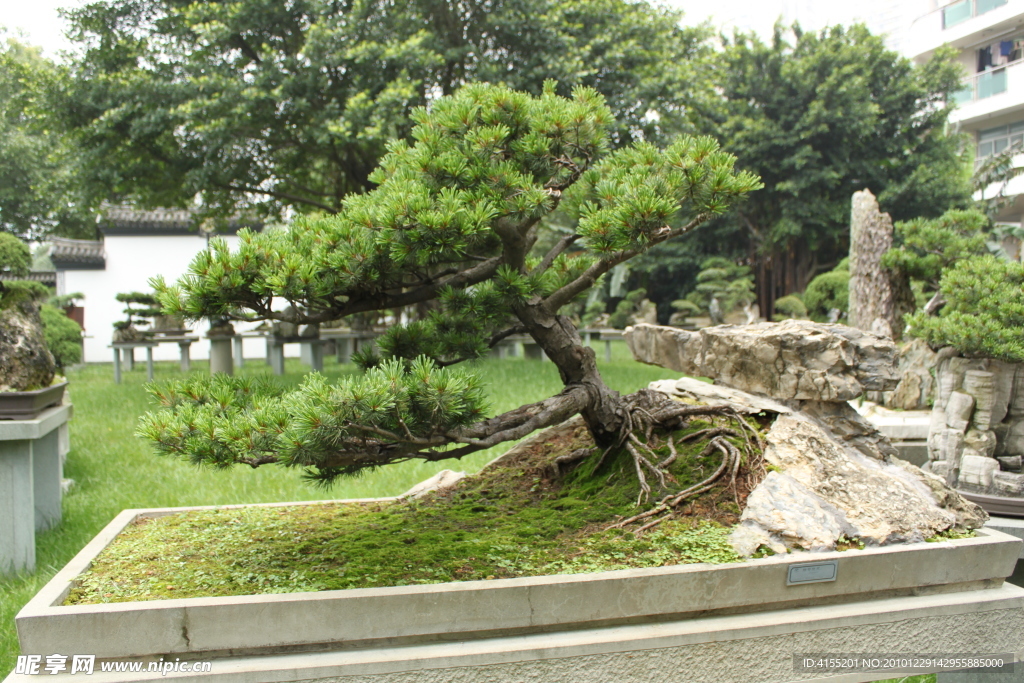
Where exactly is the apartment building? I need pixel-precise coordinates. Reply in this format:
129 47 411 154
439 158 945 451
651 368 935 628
909 0 1024 230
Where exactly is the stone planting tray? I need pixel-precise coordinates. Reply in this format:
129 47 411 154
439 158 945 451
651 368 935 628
0 382 67 421
9 502 1024 683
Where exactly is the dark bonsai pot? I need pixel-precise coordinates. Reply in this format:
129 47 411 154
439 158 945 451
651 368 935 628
0 381 68 420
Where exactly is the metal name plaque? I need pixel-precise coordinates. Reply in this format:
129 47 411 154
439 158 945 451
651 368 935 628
787 560 838 586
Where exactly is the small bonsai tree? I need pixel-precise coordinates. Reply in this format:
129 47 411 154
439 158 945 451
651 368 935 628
607 288 650 329
881 209 989 315
113 291 162 341
141 84 760 500
904 255 1024 362
672 257 755 324
772 294 807 320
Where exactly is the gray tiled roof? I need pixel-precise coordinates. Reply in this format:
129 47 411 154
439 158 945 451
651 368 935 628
99 206 263 235
50 238 106 270
0 271 57 286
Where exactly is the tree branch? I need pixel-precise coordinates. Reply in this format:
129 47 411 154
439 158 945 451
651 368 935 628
216 182 340 213
434 325 528 368
313 385 592 469
542 214 710 312
219 256 504 325
530 233 580 277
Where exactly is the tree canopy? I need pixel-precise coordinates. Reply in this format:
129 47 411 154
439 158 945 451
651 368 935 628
701 23 972 316
59 0 714 222
0 37 94 240
141 83 759 483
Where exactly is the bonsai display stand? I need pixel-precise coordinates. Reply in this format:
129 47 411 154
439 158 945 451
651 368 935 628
110 337 199 383
320 329 380 364
0 404 72 575
207 335 235 375
266 336 329 375
7 499 1023 682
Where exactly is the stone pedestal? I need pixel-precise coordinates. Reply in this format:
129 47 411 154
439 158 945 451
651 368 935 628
208 336 234 376
0 404 72 575
299 340 326 372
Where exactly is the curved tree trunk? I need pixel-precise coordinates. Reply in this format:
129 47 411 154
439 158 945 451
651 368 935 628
514 302 626 447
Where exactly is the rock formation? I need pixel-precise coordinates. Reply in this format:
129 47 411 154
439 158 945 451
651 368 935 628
627 321 986 556
0 294 57 392
925 353 1024 500
847 189 915 339
625 319 900 401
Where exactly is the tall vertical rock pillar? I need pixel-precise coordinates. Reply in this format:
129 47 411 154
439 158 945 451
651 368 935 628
847 190 914 339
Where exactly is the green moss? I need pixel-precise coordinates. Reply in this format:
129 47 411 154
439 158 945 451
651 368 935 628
926 528 976 542
66 417 760 604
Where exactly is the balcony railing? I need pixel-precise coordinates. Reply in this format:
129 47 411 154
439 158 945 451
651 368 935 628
955 64 1013 104
942 0 1008 28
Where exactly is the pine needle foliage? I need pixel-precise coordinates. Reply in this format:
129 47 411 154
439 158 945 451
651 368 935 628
881 209 989 290
904 256 1024 362
143 83 760 483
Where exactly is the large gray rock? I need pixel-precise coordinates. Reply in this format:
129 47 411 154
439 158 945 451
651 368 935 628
797 400 899 462
0 300 56 392
945 391 975 432
626 321 899 402
642 379 985 557
959 454 999 488
730 413 982 555
648 377 792 415
886 338 938 411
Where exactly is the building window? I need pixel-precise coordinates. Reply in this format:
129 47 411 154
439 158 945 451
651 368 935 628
944 0 1008 28
977 121 1024 161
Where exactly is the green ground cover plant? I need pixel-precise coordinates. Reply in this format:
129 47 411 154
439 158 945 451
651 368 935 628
67 413 754 604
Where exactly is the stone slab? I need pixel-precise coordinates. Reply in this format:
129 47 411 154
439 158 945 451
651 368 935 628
14 501 1022 661
6 584 1024 683
0 404 72 575
625 321 899 402
851 401 931 441
0 404 73 441
987 516 1024 559
892 441 929 467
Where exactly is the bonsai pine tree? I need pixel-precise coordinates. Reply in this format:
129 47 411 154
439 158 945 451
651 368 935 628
141 83 760 490
112 291 162 340
903 255 1024 363
881 209 989 315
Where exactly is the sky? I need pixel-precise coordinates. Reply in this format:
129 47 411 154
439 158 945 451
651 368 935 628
1 0 914 60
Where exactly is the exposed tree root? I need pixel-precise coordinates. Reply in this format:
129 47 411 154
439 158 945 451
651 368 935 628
605 390 765 537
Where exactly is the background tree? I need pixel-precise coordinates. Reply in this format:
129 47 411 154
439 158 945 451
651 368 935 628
141 84 759 495
0 232 31 277
0 36 94 240
703 23 972 317
59 0 714 222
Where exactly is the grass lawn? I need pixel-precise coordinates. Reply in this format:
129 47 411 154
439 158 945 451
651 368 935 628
0 343 940 683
